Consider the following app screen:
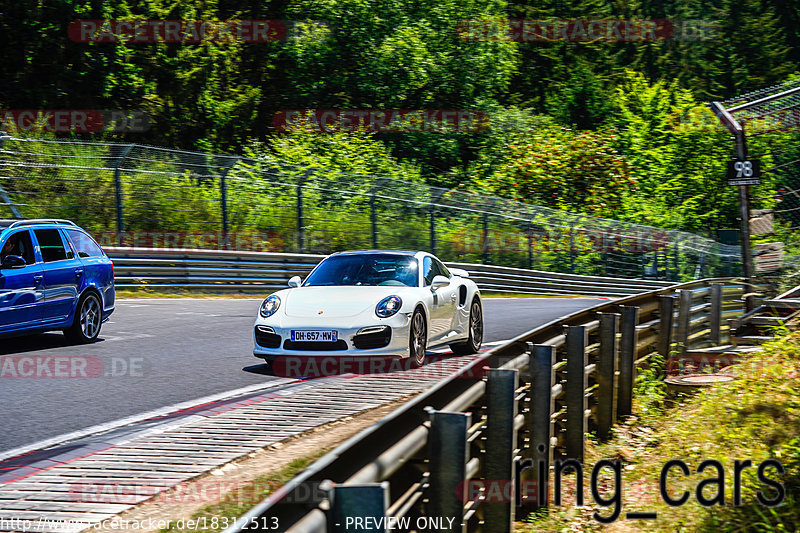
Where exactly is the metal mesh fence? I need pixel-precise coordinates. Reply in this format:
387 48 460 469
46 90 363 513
0 136 742 281
725 78 800 233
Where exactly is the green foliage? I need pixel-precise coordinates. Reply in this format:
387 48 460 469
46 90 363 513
2 0 800 249
464 111 634 217
606 71 736 233
251 122 422 181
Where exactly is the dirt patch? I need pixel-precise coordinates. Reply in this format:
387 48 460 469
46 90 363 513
88 394 418 533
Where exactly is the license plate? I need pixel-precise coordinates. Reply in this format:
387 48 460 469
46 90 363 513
291 330 338 342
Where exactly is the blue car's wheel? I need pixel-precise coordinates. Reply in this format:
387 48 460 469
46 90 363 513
65 293 102 344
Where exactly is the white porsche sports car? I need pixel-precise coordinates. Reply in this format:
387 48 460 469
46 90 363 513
253 250 483 366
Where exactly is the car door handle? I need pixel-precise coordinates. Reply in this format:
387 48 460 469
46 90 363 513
450 293 457 301
75 268 84 279
33 275 43 286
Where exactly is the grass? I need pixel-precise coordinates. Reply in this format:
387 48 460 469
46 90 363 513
517 331 800 532
115 289 264 299
159 450 329 533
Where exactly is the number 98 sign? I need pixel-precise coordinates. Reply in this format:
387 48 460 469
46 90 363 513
726 158 761 186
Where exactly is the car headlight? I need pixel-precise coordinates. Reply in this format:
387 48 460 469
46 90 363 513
260 295 281 318
376 295 402 318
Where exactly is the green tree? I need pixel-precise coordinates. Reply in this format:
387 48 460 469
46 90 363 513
464 110 634 217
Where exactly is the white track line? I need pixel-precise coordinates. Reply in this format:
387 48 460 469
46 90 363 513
0 379 296 462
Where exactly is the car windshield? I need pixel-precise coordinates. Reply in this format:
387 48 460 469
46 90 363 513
304 254 419 287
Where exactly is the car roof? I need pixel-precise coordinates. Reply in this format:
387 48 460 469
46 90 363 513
331 249 422 257
0 219 79 231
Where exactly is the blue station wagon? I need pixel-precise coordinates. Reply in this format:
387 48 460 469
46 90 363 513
0 219 115 343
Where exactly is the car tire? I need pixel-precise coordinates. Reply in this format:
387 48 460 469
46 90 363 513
450 298 483 355
65 292 103 344
410 308 427 368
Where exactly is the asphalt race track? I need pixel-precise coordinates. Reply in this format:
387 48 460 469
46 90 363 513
0 297 603 453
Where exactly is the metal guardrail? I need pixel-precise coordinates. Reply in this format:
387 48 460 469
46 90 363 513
106 247 672 296
223 278 749 533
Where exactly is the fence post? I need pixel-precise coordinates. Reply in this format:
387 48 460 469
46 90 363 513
485 369 518 531
710 283 723 346
695 253 706 279
297 168 314 253
329 482 389 533
0 182 21 219
672 241 680 281
0 133 22 219
617 306 639 419
597 313 619 441
651 251 657 280
112 144 135 245
569 222 576 274
429 204 436 255
527 343 554 509
657 295 676 358
675 289 692 356
369 178 386 250
428 410 469 531
219 157 241 250
370 193 378 249
564 325 587 462
526 224 534 270
482 212 490 264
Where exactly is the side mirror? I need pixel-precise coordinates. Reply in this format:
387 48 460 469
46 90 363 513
449 268 469 278
431 275 450 291
288 275 302 288
1 255 26 269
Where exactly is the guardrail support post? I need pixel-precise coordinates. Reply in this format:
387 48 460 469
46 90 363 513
675 289 692 356
657 295 676 358
485 369 518 531
564 326 587 462
597 313 619 441
112 144 135 245
428 410 469 531
527 343 554 509
329 482 389 533
710 283 723 346
617 306 639 419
